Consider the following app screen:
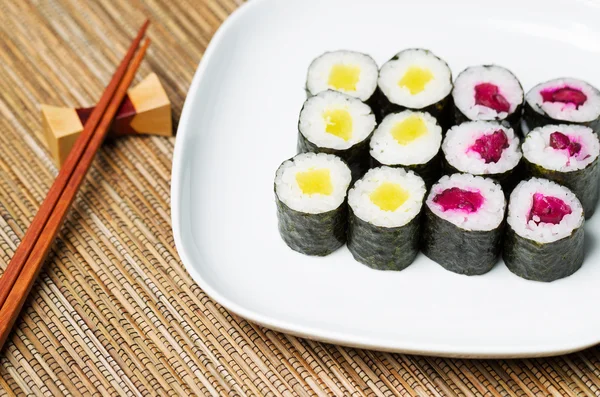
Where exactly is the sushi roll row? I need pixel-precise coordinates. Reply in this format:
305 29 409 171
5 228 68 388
274 152 586 282
275 153 426 270
306 49 600 135
420 175 586 282
306 48 454 125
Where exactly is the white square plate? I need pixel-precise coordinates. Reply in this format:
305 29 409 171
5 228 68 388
171 0 600 358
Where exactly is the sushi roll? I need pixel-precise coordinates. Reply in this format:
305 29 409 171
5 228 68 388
306 50 379 108
274 152 352 256
347 167 426 271
524 78 600 134
369 110 443 187
503 178 584 282
452 65 524 132
522 124 600 219
422 174 506 275
442 121 522 192
377 48 452 125
298 90 376 180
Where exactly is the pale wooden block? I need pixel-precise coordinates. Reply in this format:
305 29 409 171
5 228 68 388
41 73 172 167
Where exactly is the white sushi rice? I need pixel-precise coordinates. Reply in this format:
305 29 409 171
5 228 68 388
526 78 600 123
275 153 351 214
453 65 523 120
299 90 376 150
426 173 505 231
508 178 583 243
370 110 442 165
378 49 452 109
348 167 425 228
443 121 521 175
306 50 379 101
523 124 599 171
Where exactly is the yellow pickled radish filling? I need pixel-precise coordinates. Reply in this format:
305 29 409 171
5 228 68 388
391 115 428 145
296 168 333 196
369 182 409 211
322 108 353 141
398 66 434 94
328 64 361 91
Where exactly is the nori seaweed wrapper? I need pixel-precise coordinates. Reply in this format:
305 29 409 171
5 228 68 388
275 193 347 256
421 206 504 275
347 207 420 271
523 100 600 135
375 87 453 130
523 157 599 219
502 223 584 282
306 86 379 116
454 105 523 136
371 151 442 189
297 131 372 182
441 157 523 196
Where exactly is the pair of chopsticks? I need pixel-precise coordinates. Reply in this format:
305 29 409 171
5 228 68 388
0 20 151 350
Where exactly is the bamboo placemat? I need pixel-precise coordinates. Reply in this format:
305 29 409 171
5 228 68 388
0 1 599 396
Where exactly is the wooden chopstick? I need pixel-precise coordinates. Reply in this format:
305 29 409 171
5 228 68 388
0 19 150 310
0 38 151 350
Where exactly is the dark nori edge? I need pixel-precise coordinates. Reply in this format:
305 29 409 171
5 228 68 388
375 87 453 130
502 223 584 282
441 156 523 196
421 205 504 275
523 157 599 219
371 151 442 189
347 207 421 271
454 104 523 136
297 131 373 182
523 100 600 135
275 192 347 257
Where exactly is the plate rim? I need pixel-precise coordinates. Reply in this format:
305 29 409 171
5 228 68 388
170 0 600 358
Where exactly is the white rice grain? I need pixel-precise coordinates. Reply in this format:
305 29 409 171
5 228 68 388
523 124 599 171
348 167 425 228
426 173 505 231
508 178 583 243
275 153 351 214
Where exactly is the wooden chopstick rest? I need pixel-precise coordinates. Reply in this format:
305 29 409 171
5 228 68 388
41 73 172 167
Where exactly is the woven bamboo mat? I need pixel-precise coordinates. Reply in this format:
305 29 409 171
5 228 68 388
1 1 600 396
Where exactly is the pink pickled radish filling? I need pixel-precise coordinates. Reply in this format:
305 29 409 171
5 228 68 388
474 83 511 113
469 129 509 163
549 131 582 156
528 193 572 225
540 87 587 108
433 187 484 213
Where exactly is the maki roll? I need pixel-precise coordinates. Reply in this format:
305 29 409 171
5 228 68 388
522 124 599 219
274 152 352 256
524 78 600 134
422 174 506 275
377 48 452 125
452 65 524 132
369 110 443 187
503 178 584 282
298 90 376 180
347 167 426 271
442 121 522 192
306 50 379 108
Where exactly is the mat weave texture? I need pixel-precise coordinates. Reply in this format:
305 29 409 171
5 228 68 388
1 1 600 396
